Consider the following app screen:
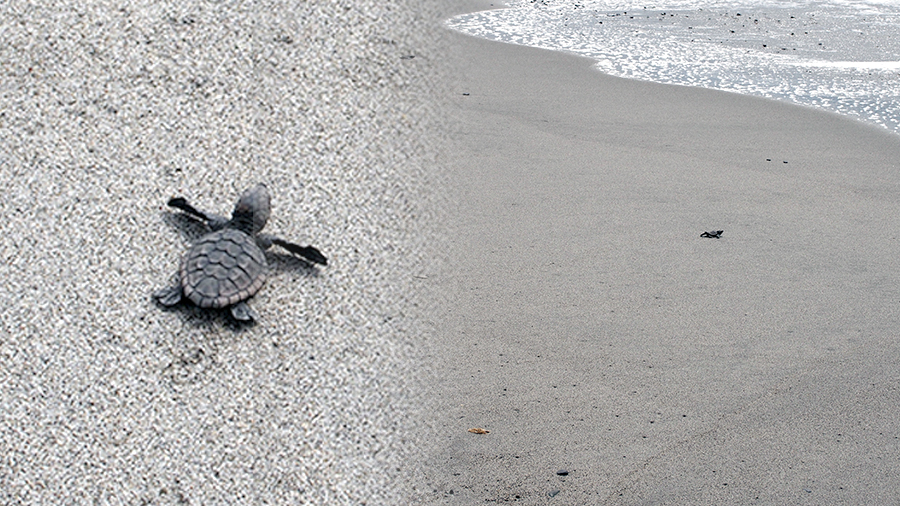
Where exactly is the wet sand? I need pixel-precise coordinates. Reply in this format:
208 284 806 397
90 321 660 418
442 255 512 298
417 2 900 503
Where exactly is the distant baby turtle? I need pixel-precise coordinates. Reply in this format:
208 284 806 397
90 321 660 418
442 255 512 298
700 230 724 238
153 184 327 322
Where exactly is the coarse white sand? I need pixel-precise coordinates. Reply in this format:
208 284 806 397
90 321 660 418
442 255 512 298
0 1 444 503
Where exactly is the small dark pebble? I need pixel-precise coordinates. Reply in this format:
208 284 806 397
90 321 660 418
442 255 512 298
548 489 560 497
462 92 470 96
783 160 788 163
400 55 415 60
557 469 569 476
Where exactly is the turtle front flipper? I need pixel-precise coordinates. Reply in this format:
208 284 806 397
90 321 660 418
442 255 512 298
167 197 229 230
276 240 328 265
230 301 258 322
167 197 209 220
258 234 328 265
153 285 183 306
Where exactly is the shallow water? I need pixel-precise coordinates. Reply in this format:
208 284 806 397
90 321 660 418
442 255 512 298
448 0 900 135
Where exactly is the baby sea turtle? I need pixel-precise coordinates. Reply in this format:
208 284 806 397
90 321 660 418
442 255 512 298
700 230 724 238
153 184 327 322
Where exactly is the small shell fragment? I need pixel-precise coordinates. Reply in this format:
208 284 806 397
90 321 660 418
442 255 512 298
468 428 490 434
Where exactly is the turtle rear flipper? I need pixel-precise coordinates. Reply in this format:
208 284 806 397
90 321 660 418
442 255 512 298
230 301 258 322
153 285 183 306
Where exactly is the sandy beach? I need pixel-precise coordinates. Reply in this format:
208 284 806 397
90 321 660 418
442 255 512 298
417 1 900 504
4 0 900 503
0 1 443 503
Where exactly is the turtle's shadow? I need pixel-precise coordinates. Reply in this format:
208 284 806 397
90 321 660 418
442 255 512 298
154 210 324 327
267 251 323 275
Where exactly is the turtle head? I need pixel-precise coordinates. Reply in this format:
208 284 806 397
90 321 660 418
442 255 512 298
230 184 271 235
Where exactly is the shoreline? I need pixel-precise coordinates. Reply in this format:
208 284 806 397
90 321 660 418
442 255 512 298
445 1 900 137
418 2 900 503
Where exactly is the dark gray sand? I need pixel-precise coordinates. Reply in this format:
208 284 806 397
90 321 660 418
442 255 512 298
416 2 900 504
0 1 444 503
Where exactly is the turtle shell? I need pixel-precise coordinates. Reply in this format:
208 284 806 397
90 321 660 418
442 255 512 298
180 228 268 308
